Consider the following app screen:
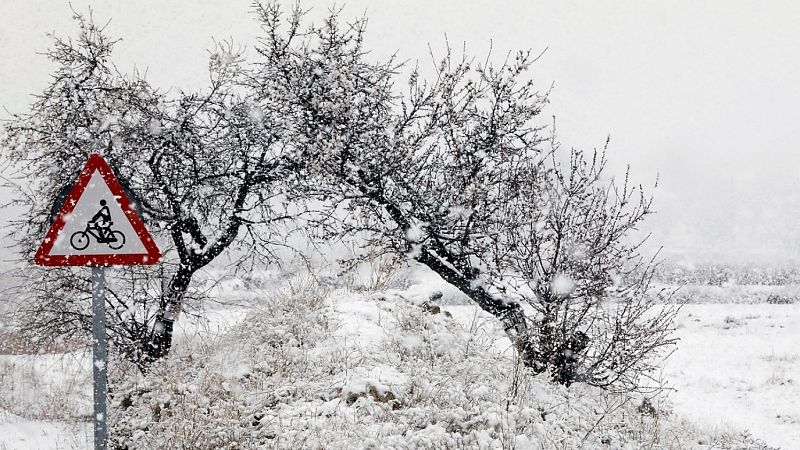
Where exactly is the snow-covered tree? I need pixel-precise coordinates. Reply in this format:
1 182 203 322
252 2 677 391
251 2 542 363
495 147 679 390
1 14 300 367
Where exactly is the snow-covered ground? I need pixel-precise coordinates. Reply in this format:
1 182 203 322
0 410 89 450
0 354 92 449
665 304 800 449
0 276 794 448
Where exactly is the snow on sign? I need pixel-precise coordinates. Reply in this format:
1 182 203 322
34 153 161 266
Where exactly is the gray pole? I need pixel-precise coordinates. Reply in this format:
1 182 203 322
91 266 107 450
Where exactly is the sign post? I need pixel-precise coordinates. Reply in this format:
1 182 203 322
91 266 107 448
34 153 161 450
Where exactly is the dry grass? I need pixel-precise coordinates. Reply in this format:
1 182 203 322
0 331 84 355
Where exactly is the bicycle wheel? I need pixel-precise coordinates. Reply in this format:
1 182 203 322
108 230 126 250
70 231 90 250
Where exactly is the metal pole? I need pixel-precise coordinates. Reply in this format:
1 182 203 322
91 266 107 450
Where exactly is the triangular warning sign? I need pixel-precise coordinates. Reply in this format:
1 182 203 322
34 154 162 266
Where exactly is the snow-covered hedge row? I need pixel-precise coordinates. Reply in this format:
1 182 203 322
666 283 800 304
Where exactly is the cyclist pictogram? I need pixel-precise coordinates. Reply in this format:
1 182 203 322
70 199 126 250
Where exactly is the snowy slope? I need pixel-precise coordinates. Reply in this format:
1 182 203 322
104 274 772 449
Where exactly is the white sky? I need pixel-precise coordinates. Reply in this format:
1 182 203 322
2 0 800 264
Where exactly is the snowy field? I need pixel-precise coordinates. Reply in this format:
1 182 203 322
0 281 796 448
665 304 800 449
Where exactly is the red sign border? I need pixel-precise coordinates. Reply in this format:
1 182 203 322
34 154 162 266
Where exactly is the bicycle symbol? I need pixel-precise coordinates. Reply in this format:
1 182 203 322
69 200 126 251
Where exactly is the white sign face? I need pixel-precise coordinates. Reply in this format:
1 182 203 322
49 171 148 256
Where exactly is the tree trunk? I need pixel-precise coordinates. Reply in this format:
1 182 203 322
415 249 539 368
471 285 540 370
144 266 194 365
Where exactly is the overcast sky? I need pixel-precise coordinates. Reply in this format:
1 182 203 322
2 0 800 265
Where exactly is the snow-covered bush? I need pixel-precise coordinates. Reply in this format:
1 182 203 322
765 293 797 305
109 275 335 449
107 277 772 449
